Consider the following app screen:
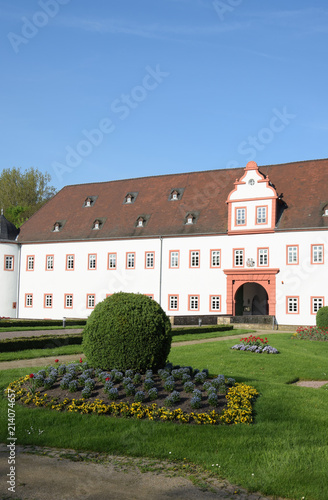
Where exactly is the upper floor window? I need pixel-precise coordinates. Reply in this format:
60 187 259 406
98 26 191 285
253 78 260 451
171 190 178 200
53 222 60 232
4 255 14 271
126 252 135 269
190 250 200 268
85 197 92 207
312 297 324 314
66 254 74 270
88 254 97 270
236 208 246 226
145 252 154 269
108 253 117 269
287 246 298 265
311 244 324 264
234 249 244 267
27 255 34 271
169 251 179 268
211 250 221 268
256 206 267 224
258 248 269 267
137 217 145 227
46 255 54 271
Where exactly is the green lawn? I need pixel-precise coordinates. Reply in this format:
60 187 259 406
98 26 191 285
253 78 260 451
1 333 328 500
0 328 252 362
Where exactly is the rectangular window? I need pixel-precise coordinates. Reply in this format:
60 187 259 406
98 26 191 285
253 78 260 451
44 294 53 308
25 294 33 307
169 250 179 268
4 255 14 271
108 253 117 269
287 297 299 314
190 250 200 268
256 206 267 224
88 254 97 270
236 207 246 226
46 255 54 270
234 249 244 267
312 297 324 314
65 294 73 309
87 294 95 309
126 252 135 269
210 295 221 311
27 255 34 271
169 295 179 310
287 246 298 265
66 254 74 270
210 250 221 268
189 295 199 311
258 248 269 266
145 252 154 269
311 244 324 264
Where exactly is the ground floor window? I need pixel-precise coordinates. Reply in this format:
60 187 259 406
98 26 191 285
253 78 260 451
312 297 324 314
189 295 199 311
287 296 299 314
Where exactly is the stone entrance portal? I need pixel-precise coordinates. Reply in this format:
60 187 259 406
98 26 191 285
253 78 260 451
224 268 279 316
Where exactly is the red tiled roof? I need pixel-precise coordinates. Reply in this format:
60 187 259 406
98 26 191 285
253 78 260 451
18 159 328 243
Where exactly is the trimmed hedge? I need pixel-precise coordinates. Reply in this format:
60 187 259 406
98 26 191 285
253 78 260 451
0 319 86 328
316 306 328 328
0 334 83 352
172 325 233 336
82 292 172 372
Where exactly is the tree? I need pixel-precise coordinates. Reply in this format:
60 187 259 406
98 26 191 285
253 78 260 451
0 167 57 227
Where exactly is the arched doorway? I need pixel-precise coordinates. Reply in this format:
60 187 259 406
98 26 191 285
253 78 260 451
234 282 268 316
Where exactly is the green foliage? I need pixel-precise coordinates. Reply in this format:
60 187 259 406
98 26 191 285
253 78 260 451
316 306 328 328
0 167 57 227
0 334 83 353
82 292 172 372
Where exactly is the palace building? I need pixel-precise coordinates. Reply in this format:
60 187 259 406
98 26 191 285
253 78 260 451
1 159 327 327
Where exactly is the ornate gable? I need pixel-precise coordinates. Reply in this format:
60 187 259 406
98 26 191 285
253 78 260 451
226 161 278 234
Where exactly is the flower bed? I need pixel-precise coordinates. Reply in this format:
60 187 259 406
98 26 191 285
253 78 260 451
5 361 259 425
231 335 279 354
292 326 328 342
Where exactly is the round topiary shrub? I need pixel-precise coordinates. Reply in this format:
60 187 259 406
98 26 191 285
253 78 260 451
82 292 172 372
316 306 328 328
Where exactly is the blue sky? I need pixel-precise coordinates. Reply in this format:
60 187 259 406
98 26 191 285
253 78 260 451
1 0 327 191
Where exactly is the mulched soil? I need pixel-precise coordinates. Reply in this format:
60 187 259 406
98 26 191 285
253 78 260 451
22 370 228 416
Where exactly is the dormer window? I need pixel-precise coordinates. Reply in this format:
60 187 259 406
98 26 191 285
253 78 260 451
83 196 97 208
137 218 144 227
93 219 100 230
186 213 194 225
169 188 184 201
126 194 133 203
323 207 328 217
53 222 60 232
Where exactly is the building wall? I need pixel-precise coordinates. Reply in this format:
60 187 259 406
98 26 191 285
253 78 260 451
17 229 328 325
0 242 19 318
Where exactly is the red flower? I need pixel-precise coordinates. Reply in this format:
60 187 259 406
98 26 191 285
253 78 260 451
79 358 83 363
106 377 110 381
55 359 59 363
29 373 34 378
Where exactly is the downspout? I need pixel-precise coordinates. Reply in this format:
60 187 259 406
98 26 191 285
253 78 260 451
159 236 163 307
16 242 21 319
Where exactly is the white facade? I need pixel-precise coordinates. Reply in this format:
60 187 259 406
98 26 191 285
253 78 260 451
2 160 327 326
